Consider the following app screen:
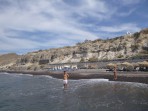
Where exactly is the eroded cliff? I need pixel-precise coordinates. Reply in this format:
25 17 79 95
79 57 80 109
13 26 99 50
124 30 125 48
0 28 148 71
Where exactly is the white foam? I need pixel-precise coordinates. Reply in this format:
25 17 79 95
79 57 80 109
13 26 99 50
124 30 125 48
23 74 33 77
38 75 53 79
88 79 109 83
108 81 148 88
0 72 34 77
70 78 109 82
122 81 148 88
0 72 9 74
9 73 24 77
0 72 21 76
16 73 24 75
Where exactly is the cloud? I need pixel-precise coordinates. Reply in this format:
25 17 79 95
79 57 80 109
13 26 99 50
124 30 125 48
0 0 113 53
0 36 42 51
99 23 140 33
120 0 141 5
118 8 136 17
0 0 146 54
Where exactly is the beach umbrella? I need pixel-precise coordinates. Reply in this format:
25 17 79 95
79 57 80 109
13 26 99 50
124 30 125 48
116 63 123 70
138 61 148 71
121 62 134 71
132 63 139 67
107 63 115 69
121 62 131 66
138 61 148 67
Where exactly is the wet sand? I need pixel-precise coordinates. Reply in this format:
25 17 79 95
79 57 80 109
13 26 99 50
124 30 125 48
1 69 148 84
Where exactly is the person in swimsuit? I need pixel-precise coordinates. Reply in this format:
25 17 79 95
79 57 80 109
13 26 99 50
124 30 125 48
63 71 69 89
113 65 117 80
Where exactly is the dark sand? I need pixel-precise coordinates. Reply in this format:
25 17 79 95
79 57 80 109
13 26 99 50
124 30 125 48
2 69 148 84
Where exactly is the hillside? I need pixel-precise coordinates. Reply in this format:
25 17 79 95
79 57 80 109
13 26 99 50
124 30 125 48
0 53 20 70
0 28 148 71
18 28 148 63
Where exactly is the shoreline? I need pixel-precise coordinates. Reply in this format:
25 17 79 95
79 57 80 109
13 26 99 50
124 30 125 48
0 70 148 84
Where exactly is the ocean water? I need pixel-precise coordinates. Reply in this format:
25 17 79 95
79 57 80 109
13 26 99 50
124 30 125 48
0 73 148 111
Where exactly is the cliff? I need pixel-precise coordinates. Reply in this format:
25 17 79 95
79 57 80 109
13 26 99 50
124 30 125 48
1 28 148 71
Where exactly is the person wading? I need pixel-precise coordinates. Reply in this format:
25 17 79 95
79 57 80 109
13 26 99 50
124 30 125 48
113 65 117 80
63 71 69 89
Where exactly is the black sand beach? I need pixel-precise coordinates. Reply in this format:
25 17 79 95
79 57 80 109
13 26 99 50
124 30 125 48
2 69 148 84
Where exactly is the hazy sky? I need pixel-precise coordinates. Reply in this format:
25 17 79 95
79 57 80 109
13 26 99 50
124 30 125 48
0 0 148 54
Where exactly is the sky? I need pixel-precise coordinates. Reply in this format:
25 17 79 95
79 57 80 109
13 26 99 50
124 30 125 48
0 0 148 54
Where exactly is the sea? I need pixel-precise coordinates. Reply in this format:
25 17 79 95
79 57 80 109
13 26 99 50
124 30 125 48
0 72 148 111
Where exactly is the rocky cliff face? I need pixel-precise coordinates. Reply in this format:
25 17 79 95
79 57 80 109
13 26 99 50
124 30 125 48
1 28 148 71
18 28 148 63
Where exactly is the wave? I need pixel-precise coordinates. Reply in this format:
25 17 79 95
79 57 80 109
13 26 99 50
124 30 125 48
87 78 109 82
38 75 54 79
107 81 148 89
0 72 34 77
23 74 33 77
0 72 9 74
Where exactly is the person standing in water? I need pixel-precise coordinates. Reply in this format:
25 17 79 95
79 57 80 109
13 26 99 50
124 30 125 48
113 65 117 80
63 71 69 89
